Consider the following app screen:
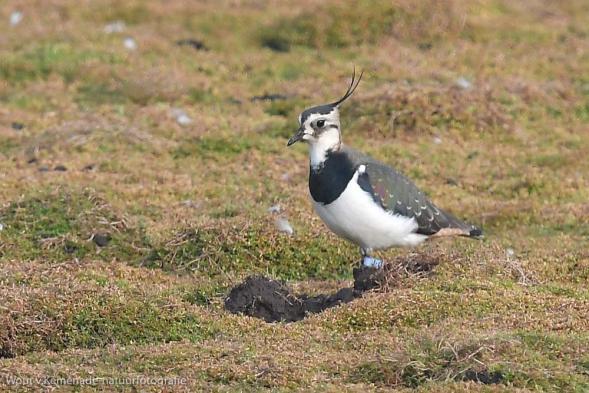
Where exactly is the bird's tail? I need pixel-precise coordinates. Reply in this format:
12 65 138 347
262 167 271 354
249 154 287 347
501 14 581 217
433 212 483 239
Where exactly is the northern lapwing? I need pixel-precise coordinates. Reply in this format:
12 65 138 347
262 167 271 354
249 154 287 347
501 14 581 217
287 69 482 268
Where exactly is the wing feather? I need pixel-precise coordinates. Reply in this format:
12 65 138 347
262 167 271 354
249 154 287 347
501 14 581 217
343 146 479 237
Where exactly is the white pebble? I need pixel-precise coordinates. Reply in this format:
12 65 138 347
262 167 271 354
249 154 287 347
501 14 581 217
170 108 193 126
275 217 293 235
433 136 442 145
104 20 126 34
506 248 515 258
455 76 472 90
180 200 200 208
123 37 137 51
0 223 4 231
10 11 23 26
176 114 192 126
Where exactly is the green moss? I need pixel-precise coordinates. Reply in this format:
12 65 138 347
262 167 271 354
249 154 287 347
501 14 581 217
535 284 582 298
342 85 514 138
349 336 507 388
264 100 298 117
0 0 588 388
517 332 569 356
145 226 354 280
80 2 151 24
259 0 468 50
259 1 396 50
350 331 589 390
278 63 304 80
210 204 241 219
528 153 573 170
76 82 129 107
61 298 209 349
574 102 589 121
578 357 589 376
0 43 121 84
143 229 207 271
4 290 213 357
172 136 253 160
3 91 56 111
0 138 19 155
0 189 150 262
188 87 217 104
184 288 217 306
258 119 295 139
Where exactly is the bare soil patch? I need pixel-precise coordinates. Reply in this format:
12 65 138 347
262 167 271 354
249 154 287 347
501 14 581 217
225 253 440 322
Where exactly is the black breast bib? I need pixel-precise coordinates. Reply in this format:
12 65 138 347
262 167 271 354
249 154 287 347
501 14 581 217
309 150 357 205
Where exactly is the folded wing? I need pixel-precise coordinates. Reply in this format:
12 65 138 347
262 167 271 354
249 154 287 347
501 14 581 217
344 146 482 237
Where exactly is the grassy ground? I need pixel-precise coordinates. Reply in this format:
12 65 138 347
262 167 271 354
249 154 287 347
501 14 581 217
1 0 588 391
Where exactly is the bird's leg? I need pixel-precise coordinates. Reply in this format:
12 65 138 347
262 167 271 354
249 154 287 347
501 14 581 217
360 248 383 269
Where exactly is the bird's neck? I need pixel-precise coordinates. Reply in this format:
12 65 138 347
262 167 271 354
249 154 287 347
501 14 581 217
309 135 341 169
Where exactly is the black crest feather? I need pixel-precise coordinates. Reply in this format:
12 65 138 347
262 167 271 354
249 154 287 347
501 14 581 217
299 67 364 125
331 67 364 107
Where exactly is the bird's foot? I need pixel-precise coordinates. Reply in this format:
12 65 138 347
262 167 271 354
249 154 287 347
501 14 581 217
362 256 383 269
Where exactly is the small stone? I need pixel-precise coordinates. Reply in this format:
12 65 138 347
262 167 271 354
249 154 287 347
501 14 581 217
268 205 281 214
54 165 67 172
171 108 192 126
446 178 458 186
0 223 4 232
418 42 433 51
180 199 200 209
455 76 472 90
123 37 137 51
10 11 23 26
506 248 515 258
64 242 77 254
176 114 192 126
103 20 126 34
467 151 479 160
433 136 442 145
93 233 111 247
275 217 293 235
251 94 288 102
176 39 208 51
11 122 24 130
261 37 290 53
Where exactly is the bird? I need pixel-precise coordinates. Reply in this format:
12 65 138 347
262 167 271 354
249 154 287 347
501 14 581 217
287 69 482 268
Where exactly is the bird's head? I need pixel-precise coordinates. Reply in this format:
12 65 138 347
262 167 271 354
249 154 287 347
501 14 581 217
287 69 363 148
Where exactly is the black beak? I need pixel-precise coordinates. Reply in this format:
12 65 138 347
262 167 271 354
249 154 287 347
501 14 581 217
287 127 305 146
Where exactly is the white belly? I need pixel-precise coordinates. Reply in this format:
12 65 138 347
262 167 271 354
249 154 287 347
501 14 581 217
312 168 427 249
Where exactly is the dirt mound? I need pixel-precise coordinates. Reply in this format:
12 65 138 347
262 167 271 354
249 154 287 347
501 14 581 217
225 253 440 322
224 276 358 323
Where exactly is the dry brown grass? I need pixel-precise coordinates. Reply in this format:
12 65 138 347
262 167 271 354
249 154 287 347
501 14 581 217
0 0 588 391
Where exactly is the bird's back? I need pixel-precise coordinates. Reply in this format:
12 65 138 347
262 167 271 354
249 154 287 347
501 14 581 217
339 145 482 238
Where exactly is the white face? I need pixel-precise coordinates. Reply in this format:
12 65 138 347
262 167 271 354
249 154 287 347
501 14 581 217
294 108 343 167
298 109 341 146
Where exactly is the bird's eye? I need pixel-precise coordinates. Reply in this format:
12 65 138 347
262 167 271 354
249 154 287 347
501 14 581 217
316 120 325 128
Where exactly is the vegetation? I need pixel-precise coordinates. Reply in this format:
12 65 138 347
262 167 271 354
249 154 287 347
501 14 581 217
0 0 588 391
